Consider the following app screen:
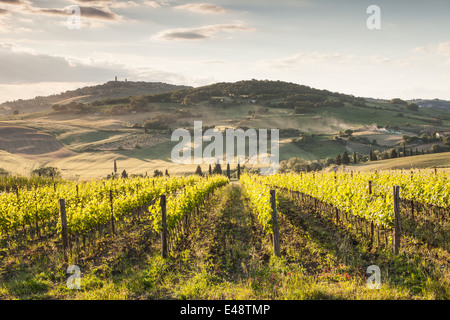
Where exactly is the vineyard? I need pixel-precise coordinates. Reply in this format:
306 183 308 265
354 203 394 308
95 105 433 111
0 170 449 300
243 170 450 251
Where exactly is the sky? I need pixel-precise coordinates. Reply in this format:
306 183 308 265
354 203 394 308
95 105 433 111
0 0 450 103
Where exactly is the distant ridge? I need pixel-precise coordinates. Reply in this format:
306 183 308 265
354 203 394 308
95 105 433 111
0 80 192 114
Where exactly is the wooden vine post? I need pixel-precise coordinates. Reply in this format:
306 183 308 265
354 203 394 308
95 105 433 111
160 194 168 259
368 181 374 246
59 198 69 262
392 185 401 255
110 189 115 235
270 190 281 257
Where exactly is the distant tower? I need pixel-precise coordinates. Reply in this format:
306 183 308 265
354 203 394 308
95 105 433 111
115 76 117 82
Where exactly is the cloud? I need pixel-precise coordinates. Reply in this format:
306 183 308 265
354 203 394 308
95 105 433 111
0 0 23 4
412 42 450 56
81 6 118 19
173 3 227 14
258 52 393 69
411 42 450 67
75 0 113 2
110 0 163 8
437 42 450 56
161 31 207 40
155 23 256 40
37 6 119 20
0 45 130 84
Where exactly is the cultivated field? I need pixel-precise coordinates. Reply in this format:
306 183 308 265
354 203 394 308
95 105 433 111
0 172 448 300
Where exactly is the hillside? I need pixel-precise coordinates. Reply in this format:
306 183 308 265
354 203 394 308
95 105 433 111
410 99 450 111
347 151 450 172
0 80 191 115
1 79 450 178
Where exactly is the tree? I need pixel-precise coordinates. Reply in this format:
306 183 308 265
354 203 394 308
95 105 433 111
165 169 169 176
226 163 230 179
209 164 212 175
336 154 342 165
153 169 163 177
389 148 398 159
195 165 203 176
212 163 222 175
444 137 450 146
121 169 128 179
353 151 357 164
31 167 61 178
325 157 336 167
406 103 419 112
390 98 407 105
237 162 241 179
342 151 350 165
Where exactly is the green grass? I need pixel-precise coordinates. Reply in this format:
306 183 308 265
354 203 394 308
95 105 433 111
350 152 450 172
279 135 348 161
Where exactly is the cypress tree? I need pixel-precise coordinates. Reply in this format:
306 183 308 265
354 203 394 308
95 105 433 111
336 154 342 165
212 163 222 175
390 148 398 159
195 165 203 176
342 151 350 165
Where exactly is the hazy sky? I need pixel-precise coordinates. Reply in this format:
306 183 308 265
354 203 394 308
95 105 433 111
1 0 450 103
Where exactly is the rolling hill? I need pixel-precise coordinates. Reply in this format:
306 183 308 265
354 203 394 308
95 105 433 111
1 79 450 178
0 80 191 115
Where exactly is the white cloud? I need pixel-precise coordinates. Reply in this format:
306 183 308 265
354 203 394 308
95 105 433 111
412 42 450 56
110 0 164 9
258 52 393 69
173 3 227 14
0 45 130 84
154 23 256 40
437 42 450 56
